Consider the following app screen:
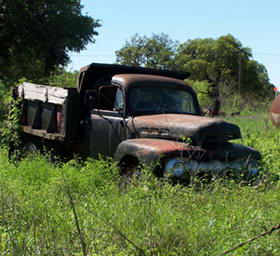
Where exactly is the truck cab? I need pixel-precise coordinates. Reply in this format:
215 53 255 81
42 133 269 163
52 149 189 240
83 74 201 157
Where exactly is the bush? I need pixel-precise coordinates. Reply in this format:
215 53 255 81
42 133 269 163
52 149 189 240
187 79 212 108
41 70 78 88
0 80 10 123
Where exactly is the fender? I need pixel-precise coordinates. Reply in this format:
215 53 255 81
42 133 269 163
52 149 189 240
114 138 206 164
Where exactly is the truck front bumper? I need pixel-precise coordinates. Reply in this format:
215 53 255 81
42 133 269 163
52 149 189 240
164 157 260 180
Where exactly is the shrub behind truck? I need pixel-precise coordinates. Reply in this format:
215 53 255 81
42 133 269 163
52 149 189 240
13 63 261 182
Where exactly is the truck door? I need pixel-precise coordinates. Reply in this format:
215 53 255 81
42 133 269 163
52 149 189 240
87 86 127 158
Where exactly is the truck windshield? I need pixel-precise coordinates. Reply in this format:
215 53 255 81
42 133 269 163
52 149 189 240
129 87 198 115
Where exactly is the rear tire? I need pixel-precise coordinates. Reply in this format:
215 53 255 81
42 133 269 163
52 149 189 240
8 134 41 161
22 142 39 153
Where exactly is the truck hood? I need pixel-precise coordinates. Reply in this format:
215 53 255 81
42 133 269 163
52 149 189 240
128 114 241 144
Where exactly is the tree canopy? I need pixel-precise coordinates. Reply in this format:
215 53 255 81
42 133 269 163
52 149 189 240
116 33 178 69
0 0 100 81
176 35 271 98
116 33 273 109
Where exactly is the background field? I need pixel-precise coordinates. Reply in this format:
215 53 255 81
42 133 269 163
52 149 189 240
0 110 279 256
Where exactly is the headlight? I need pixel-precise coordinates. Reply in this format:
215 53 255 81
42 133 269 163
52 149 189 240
246 161 260 176
164 159 185 177
248 168 259 176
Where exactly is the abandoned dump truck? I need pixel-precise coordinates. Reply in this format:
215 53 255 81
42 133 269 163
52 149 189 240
14 63 261 181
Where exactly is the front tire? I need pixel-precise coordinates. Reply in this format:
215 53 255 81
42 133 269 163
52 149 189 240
119 159 140 187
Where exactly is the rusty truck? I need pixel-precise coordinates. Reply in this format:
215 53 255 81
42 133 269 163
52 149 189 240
14 63 261 182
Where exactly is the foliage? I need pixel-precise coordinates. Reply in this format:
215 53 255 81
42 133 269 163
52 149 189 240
0 79 8 122
176 35 273 100
0 96 22 159
116 33 178 69
219 91 272 116
0 78 25 124
116 34 274 110
43 69 78 88
0 78 31 126
187 79 212 108
0 0 100 81
0 111 280 255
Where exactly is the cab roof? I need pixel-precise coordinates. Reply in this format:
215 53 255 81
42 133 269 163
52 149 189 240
112 74 192 91
77 63 190 95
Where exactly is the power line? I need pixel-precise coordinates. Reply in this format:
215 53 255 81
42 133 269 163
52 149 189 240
69 51 280 57
253 51 280 57
69 54 115 57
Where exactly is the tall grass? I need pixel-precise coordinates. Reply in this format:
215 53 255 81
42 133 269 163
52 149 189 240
0 144 279 255
0 107 280 255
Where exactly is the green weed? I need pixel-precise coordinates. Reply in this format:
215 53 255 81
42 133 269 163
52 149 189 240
0 110 280 255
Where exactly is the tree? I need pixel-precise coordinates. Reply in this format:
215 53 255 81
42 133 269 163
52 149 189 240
0 0 100 81
175 34 273 102
116 33 273 113
115 33 178 69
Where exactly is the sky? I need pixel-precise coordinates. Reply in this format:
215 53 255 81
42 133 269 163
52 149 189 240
68 0 280 89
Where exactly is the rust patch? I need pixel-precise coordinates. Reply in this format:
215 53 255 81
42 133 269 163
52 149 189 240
128 113 241 143
271 95 280 127
131 113 215 127
131 138 193 152
125 138 208 161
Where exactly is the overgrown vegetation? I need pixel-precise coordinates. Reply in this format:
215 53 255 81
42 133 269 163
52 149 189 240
0 97 22 158
45 70 78 88
0 110 279 256
0 79 8 122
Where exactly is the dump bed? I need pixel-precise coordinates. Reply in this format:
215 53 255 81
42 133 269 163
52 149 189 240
17 82 81 142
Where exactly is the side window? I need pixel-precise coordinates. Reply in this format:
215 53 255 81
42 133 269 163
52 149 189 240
98 85 124 112
114 88 124 111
